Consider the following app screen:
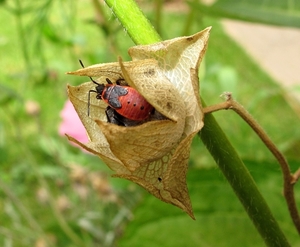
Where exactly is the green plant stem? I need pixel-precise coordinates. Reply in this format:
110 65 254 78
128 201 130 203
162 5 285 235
203 93 300 234
104 0 290 245
201 101 291 246
104 0 161 45
199 121 291 246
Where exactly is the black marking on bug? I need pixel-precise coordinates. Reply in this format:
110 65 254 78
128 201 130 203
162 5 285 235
103 85 128 109
158 177 162 182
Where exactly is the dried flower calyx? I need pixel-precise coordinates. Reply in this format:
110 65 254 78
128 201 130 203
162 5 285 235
66 27 211 219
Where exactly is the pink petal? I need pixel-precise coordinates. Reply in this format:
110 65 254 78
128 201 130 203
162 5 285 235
59 100 89 146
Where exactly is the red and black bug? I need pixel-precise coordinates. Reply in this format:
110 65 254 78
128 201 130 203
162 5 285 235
80 60 154 126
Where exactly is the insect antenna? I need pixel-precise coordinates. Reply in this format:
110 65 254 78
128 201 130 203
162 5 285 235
79 60 100 86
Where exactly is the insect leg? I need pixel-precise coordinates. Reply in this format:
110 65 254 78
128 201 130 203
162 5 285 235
105 106 126 126
106 78 113 84
88 89 97 116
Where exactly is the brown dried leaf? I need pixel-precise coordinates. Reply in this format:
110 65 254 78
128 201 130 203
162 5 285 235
66 27 211 219
96 120 180 171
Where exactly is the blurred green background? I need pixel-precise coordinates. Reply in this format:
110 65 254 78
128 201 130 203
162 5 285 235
0 0 300 246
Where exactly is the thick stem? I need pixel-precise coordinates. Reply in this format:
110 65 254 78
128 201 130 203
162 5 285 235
203 92 300 234
104 0 161 45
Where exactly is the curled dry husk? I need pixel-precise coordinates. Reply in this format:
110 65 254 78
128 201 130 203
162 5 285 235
66 27 211 219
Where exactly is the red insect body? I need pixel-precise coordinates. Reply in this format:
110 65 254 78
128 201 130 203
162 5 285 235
101 85 153 121
81 57 153 124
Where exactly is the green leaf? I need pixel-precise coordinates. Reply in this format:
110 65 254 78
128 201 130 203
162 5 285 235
190 0 300 28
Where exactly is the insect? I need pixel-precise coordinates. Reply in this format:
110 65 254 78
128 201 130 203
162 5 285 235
79 60 154 126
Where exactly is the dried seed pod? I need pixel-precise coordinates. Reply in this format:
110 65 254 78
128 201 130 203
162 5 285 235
66 27 211 219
